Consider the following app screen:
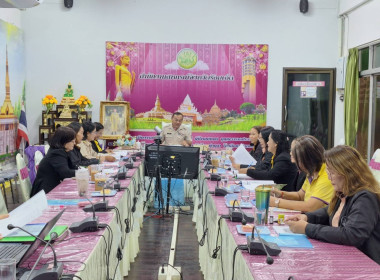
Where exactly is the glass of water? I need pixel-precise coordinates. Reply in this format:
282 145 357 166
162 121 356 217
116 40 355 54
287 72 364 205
240 188 251 203
221 175 228 188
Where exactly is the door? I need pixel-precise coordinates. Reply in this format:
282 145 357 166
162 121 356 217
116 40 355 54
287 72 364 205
282 68 335 149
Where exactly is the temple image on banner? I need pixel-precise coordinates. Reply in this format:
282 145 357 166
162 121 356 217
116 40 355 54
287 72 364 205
0 46 18 157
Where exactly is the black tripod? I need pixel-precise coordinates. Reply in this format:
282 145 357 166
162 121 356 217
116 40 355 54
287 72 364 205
144 136 166 217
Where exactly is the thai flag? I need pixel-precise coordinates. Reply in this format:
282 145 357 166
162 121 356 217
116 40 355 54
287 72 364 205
16 102 29 149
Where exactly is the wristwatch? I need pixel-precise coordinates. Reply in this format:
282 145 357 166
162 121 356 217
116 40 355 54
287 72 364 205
275 198 280 208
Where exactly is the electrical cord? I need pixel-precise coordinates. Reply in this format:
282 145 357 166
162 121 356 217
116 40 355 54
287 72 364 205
231 245 249 280
161 263 184 280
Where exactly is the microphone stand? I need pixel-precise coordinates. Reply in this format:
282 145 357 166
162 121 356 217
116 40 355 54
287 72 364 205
7 225 63 280
153 133 164 218
69 196 99 233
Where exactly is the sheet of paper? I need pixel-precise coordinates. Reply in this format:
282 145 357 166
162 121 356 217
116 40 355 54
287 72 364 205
241 180 275 191
231 144 256 166
273 225 305 236
0 190 48 236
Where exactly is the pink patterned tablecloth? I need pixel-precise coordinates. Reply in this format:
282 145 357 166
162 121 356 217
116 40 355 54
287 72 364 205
19 161 142 277
206 177 380 280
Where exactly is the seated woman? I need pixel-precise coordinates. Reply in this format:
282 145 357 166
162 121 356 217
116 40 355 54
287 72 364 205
231 126 273 171
241 130 297 191
270 135 334 212
67 122 99 168
289 138 306 192
77 121 116 162
91 122 108 154
286 145 380 264
31 127 77 196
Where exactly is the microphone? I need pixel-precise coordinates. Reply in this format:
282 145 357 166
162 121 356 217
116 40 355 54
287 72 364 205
228 200 254 223
246 224 281 261
7 225 63 280
154 126 162 135
70 196 99 233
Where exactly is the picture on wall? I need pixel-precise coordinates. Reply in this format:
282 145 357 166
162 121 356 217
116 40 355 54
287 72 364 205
99 101 130 140
105 42 268 148
0 19 26 161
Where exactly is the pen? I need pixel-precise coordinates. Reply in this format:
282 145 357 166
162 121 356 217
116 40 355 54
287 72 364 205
246 161 254 168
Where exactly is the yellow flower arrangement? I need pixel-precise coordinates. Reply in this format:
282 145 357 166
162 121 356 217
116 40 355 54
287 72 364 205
42 94 58 113
75 95 93 111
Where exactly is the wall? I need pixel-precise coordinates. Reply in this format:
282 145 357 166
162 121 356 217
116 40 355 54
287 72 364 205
0 8 21 28
21 0 339 144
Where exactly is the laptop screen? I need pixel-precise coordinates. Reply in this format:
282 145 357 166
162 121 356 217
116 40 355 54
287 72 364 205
18 209 65 266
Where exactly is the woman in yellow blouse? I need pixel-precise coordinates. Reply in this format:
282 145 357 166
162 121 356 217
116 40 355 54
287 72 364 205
78 121 116 162
269 135 334 212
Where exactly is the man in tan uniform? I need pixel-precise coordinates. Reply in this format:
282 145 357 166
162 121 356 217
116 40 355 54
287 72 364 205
161 112 192 146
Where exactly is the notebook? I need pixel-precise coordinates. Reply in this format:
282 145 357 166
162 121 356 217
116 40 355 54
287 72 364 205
0 225 68 242
0 209 65 267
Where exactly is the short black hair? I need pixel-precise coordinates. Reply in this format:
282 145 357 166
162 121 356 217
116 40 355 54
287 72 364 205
94 122 104 131
270 130 290 155
172 112 183 119
67 122 82 134
82 121 96 140
49 127 75 149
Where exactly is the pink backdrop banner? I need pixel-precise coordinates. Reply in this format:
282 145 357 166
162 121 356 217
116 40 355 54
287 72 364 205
106 42 268 137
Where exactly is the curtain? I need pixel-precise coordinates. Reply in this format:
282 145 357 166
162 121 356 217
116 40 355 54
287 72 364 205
344 48 359 147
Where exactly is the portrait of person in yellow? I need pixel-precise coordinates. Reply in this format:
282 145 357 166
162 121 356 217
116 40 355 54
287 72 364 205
115 55 136 101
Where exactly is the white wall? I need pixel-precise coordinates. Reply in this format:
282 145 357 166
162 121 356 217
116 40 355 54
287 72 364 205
21 0 339 144
342 0 380 48
0 8 21 27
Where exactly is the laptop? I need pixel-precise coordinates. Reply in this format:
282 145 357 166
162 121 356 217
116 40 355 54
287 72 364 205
0 209 65 267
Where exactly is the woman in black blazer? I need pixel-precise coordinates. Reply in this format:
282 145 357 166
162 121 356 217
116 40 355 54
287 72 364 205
245 130 298 191
67 122 99 169
31 127 77 196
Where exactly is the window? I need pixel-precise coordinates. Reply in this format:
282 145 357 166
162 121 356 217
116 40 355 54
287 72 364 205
360 47 369 71
358 42 380 160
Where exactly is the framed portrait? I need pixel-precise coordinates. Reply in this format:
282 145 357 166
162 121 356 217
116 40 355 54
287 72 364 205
100 101 130 140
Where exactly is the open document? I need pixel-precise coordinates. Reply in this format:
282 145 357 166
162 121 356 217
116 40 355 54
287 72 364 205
232 144 256 166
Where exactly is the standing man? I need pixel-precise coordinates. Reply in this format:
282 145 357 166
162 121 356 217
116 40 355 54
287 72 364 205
161 112 192 146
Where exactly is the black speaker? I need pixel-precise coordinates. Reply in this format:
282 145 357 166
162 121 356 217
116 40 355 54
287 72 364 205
64 0 73 8
300 0 308 14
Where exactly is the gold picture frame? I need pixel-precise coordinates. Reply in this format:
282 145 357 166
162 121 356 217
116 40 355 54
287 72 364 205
100 101 130 140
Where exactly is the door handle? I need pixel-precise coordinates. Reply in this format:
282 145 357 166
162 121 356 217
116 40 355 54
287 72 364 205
284 105 287 122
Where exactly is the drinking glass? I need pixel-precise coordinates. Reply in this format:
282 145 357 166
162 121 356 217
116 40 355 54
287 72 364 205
240 188 251 203
90 164 100 181
0 259 16 280
221 175 228 188
255 208 266 226
95 173 107 191
75 169 89 197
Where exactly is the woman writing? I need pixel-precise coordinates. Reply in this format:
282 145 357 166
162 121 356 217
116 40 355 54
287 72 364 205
286 145 380 264
241 130 297 191
67 122 99 168
269 135 334 212
31 127 77 196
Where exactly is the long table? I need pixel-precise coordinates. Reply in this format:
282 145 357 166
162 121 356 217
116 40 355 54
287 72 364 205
20 160 146 280
193 170 380 280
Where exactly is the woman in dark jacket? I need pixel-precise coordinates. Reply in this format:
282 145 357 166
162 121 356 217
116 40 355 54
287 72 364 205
286 145 380 264
249 126 262 162
67 122 99 168
91 122 108 154
244 130 298 191
232 126 273 171
31 127 77 196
